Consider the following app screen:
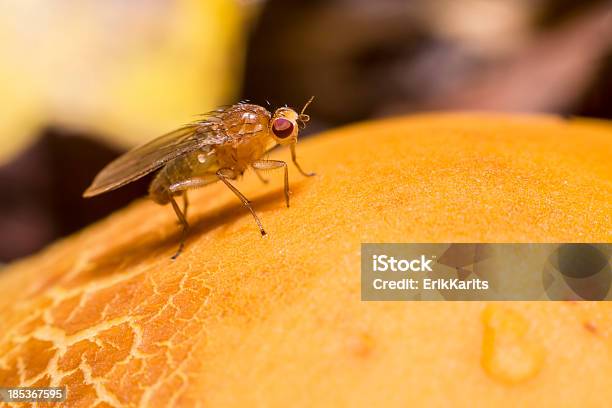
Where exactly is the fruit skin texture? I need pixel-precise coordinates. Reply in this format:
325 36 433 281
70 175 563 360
0 113 610 407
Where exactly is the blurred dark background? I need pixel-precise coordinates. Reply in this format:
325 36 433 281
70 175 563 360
1 0 611 262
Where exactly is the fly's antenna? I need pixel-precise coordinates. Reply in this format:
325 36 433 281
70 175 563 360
297 96 315 129
300 96 314 116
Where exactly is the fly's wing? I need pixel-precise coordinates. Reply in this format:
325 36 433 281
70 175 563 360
83 121 231 197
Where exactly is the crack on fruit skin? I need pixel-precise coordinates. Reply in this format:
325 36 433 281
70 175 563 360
65 291 93 323
138 314 209 408
27 317 133 349
47 262 156 305
126 322 146 361
56 251 96 291
16 358 25 385
24 347 60 388
164 371 190 408
79 355 122 408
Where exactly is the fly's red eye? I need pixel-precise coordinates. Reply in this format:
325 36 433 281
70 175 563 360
272 118 294 139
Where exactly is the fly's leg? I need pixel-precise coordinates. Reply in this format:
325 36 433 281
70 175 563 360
169 174 218 194
252 167 269 184
182 191 189 218
252 159 290 207
172 191 189 225
169 196 189 260
216 168 267 236
166 171 266 248
290 142 315 177
167 174 217 258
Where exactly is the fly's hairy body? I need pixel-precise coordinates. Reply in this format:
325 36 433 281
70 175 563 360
149 104 275 204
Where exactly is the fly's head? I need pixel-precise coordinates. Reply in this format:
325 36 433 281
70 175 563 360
270 96 314 145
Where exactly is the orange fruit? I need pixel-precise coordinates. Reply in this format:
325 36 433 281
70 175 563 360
0 113 610 406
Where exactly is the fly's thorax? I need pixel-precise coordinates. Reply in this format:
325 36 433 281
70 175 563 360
221 104 271 139
214 131 275 174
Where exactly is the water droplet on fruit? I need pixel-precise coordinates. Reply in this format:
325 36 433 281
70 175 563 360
481 305 544 383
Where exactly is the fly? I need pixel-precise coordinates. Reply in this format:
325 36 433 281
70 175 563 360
83 97 316 259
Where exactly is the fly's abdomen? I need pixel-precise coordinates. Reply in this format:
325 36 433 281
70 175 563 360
149 148 219 203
